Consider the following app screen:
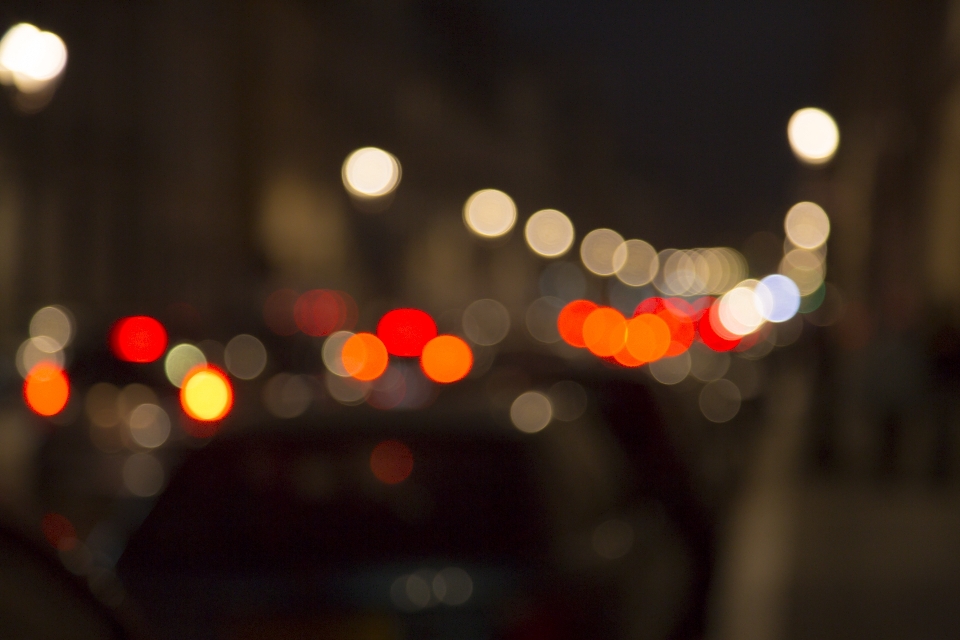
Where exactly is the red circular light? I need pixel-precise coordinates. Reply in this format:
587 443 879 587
370 439 414 484
295 289 347 337
377 309 438 357
697 303 741 352
557 300 599 348
110 316 167 363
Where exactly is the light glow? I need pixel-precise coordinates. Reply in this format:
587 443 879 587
463 189 517 237
788 108 839 165
524 209 574 258
342 147 401 198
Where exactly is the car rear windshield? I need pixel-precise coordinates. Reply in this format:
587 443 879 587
122 431 549 573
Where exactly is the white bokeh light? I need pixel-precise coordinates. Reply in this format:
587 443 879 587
787 108 839 165
463 189 517 238
524 209 575 258
342 147 401 197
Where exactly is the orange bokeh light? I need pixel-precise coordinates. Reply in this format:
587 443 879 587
420 335 473 383
557 299 598 348
24 363 69 416
613 345 645 368
634 297 694 357
582 306 627 357
341 333 389 381
626 313 671 362
370 439 413 484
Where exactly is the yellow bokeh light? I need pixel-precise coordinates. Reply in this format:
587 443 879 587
463 189 517 238
787 107 839 165
580 228 624 276
524 209 574 258
341 147 401 198
180 367 233 421
784 201 830 250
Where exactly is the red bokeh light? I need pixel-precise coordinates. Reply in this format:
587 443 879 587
24 363 70 416
110 316 168 363
41 512 77 551
696 303 741 352
377 308 438 357
370 439 414 484
294 289 357 337
557 300 599 348
263 289 300 336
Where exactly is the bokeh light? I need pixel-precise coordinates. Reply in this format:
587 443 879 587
787 107 839 165
324 370 370 405
648 352 691 385
342 147 401 198
612 239 659 286
462 299 510 346
370 440 413 484
697 303 742 352
634 297 694 357
16 336 64 378
699 379 742 422
180 366 233 422
582 307 627 357
580 228 624 276
433 567 473 605
224 334 268 380
342 333 389 381
263 373 313 418
0 23 67 93
128 404 171 449
420 335 473 383
463 189 517 238
524 209 574 258
557 299 598 348
779 249 826 295
689 343 731 382
29 305 73 350
625 313 671 362
755 274 801 323
718 283 765 336
24 363 69 416
322 330 355 377
784 201 830 250
548 380 588 421
110 316 168 363
117 384 158 424
367 364 407 410
164 343 207 388
85 383 120 428
377 309 437 357
525 297 564 343
122 453 165 497
295 289 356 337
264 289 299 336
510 391 553 433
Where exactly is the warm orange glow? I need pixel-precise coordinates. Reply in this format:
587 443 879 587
420 335 473 383
557 299 598 348
341 333 389 381
24 363 69 416
582 307 627 357
180 366 233 422
370 439 413 484
625 314 671 362
613 345 645 368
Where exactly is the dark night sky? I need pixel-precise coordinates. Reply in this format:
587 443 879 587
471 0 850 247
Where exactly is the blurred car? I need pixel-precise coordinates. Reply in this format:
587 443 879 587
116 373 707 640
